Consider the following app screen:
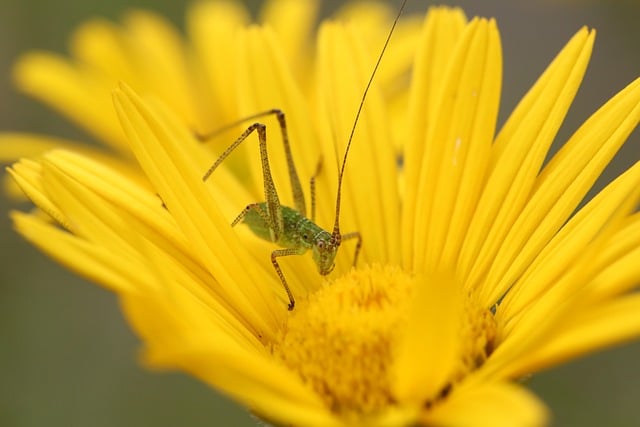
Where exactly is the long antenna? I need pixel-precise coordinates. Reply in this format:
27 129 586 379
332 0 409 238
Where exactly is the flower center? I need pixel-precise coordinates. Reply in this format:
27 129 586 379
271 264 497 417
273 264 412 415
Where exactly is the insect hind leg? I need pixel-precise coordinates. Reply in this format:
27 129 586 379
203 122 283 241
200 109 306 217
231 202 267 226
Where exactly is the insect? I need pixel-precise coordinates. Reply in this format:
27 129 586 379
202 0 408 310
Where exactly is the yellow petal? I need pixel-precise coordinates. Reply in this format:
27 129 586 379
235 25 318 205
113 237 333 426
316 21 401 265
135 338 341 427
69 18 138 85
508 294 640 376
122 10 203 129
0 132 92 161
7 159 70 230
499 161 640 323
11 211 139 294
260 0 319 75
483 174 640 381
422 381 548 427
402 6 467 266
41 156 142 259
484 76 640 303
186 0 249 129
333 1 422 89
112 83 285 336
586 214 640 299
40 150 239 314
35 153 267 348
393 271 462 403
459 28 595 294
13 52 128 150
410 18 501 273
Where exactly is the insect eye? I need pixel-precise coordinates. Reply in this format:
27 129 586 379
317 240 325 249
302 234 308 240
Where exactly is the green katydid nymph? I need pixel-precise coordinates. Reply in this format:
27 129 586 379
201 0 408 310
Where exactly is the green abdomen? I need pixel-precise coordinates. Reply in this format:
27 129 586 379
242 203 321 251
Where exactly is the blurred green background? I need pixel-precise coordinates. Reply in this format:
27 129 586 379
1 0 639 426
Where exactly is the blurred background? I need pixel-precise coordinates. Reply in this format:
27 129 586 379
1 0 639 426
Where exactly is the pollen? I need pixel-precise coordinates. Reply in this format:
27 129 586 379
271 264 498 417
272 264 413 416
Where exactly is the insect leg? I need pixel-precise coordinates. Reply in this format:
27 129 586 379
309 158 323 222
199 109 306 217
341 231 362 267
203 123 283 240
231 202 268 227
271 247 305 310
271 110 306 217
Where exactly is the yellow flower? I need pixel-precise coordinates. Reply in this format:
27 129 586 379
5 1 640 426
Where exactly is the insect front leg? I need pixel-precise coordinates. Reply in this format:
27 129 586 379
341 231 362 267
271 247 305 310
